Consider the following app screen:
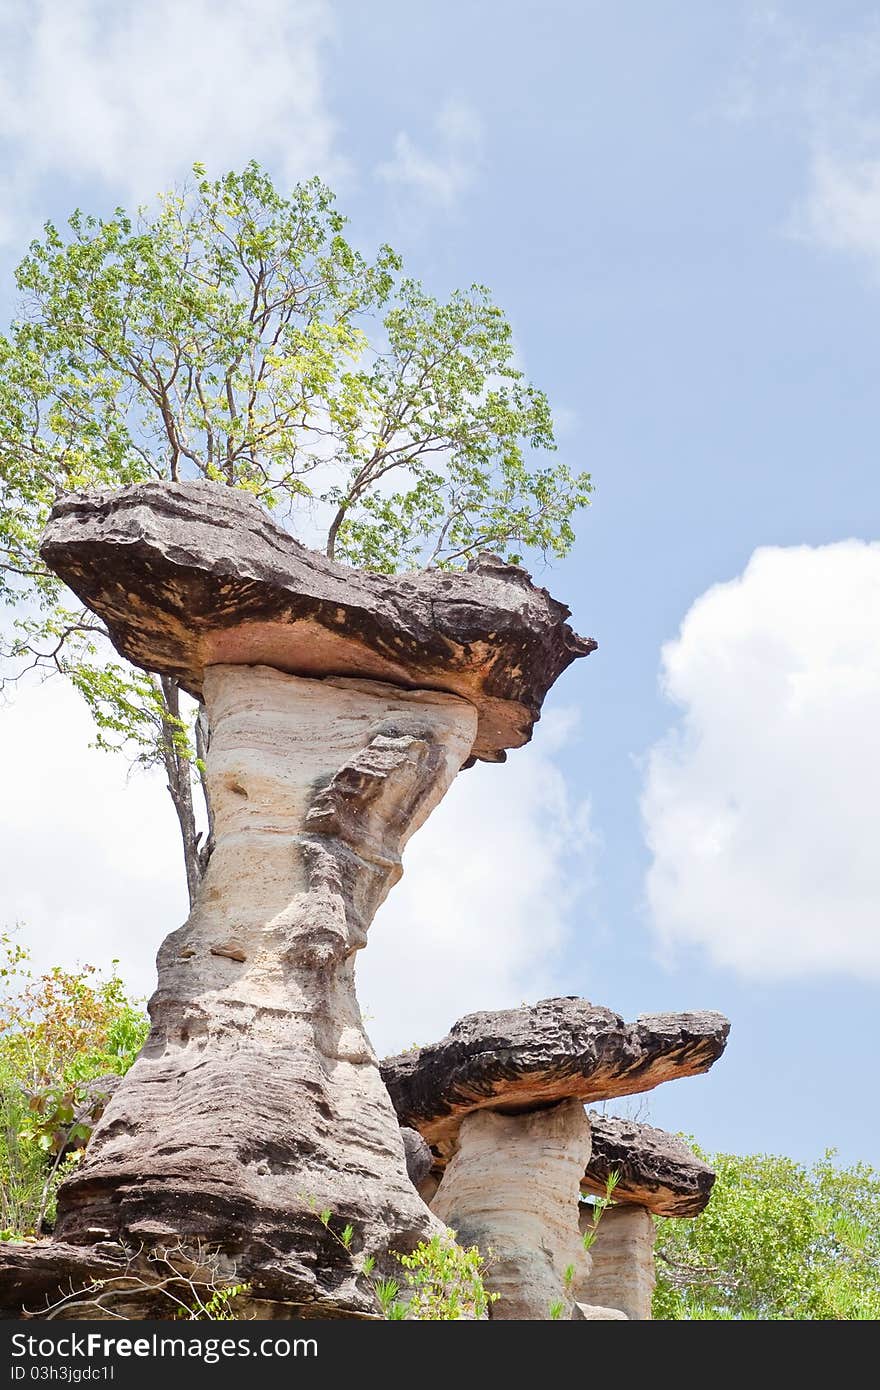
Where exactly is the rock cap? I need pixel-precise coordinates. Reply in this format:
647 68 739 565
40 481 595 764
583 1113 715 1217
381 996 730 1150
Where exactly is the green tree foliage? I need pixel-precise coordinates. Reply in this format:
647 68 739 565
0 161 590 901
0 930 148 1238
654 1146 880 1320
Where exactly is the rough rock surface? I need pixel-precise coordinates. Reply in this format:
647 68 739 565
577 1204 656 1320
382 997 730 1152
18 667 477 1316
400 1127 433 1190
40 481 595 764
583 1113 716 1216
431 1100 592 1320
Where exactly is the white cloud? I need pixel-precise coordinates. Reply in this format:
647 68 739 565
377 100 483 209
0 0 342 244
0 676 186 999
0 676 594 1049
360 707 595 1054
642 540 880 979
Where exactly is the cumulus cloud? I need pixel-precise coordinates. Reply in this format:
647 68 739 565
642 540 880 979
0 677 594 1049
0 0 342 243
376 100 483 209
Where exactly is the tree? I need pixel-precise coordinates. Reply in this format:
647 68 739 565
653 1146 880 1320
0 162 591 902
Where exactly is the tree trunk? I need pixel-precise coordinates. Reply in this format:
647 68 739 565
157 676 211 909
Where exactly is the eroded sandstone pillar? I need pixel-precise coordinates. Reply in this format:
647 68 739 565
577 1204 656 1320
431 1100 592 1320
54 666 477 1314
1 478 597 1317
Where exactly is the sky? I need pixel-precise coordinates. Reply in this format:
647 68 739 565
1 0 879 1167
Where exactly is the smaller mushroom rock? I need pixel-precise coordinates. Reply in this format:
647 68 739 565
582 1113 716 1217
381 997 730 1154
400 1126 433 1190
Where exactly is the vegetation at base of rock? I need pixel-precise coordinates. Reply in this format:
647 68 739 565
0 931 149 1238
387 1232 497 1320
0 160 592 902
316 1201 495 1320
653 1145 880 1320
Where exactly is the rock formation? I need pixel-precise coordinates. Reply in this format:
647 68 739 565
381 998 729 1319
575 1115 714 1319
39 481 595 765
0 481 593 1319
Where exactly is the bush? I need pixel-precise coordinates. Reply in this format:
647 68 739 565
0 930 148 1237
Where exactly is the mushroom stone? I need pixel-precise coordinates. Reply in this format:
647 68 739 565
382 997 729 1320
1 481 592 1318
381 996 730 1155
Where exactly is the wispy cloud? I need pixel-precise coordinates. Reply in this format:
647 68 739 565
722 7 880 274
0 0 343 245
376 100 484 209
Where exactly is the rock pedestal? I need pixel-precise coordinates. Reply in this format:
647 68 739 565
431 1101 592 1321
51 665 476 1312
577 1205 656 1321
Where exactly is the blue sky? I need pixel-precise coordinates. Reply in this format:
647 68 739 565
1 1 878 1167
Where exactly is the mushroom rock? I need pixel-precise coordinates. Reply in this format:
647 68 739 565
583 1113 716 1217
431 1101 593 1321
577 1205 656 1321
381 997 728 1320
0 481 593 1319
381 996 730 1157
576 1117 716 1320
